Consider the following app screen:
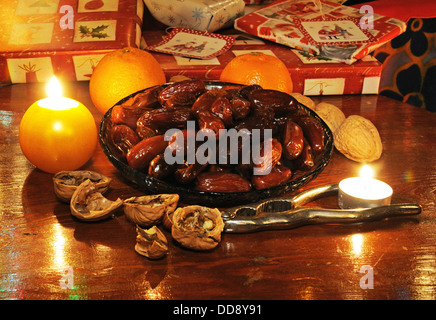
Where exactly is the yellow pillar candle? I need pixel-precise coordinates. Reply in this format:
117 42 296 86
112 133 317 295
19 76 97 174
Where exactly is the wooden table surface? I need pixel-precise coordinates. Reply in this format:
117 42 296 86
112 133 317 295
1 81 435 303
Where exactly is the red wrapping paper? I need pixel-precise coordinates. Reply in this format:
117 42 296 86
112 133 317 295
142 29 382 95
234 0 407 64
0 0 144 84
353 0 436 22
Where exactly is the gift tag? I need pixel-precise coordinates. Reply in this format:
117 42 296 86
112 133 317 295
296 17 375 45
145 28 235 60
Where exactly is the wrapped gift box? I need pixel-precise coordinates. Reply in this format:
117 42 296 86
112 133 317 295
143 0 246 32
142 29 382 95
0 0 144 84
234 0 407 64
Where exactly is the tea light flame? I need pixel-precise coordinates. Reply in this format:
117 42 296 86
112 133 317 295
47 76 62 98
39 76 77 110
360 165 373 179
360 165 373 194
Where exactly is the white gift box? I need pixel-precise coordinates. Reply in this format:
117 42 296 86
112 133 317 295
144 0 245 32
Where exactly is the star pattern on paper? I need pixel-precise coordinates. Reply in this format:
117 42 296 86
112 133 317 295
192 7 204 23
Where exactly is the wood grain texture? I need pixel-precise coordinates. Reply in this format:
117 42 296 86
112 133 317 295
0 82 435 300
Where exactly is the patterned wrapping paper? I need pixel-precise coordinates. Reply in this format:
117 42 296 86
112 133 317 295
243 0 273 5
142 29 382 95
0 0 144 84
234 0 407 64
242 0 344 6
143 0 246 32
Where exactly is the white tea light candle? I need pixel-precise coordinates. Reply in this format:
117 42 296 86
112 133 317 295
338 165 393 209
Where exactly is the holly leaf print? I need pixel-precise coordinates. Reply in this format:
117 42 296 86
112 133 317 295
79 24 109 39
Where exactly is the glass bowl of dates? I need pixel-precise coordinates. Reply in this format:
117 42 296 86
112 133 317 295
99 80 333 207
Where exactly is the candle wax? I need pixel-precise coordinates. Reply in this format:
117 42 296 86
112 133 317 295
38 96 79 110
339 177 393 200
338 177 393 209
19 97 97 174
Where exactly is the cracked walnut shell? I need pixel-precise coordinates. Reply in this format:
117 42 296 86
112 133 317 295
171 205 224 251
135 225 168 259
70 179 123 221
123 194 179 227
334 115 382 163
53 170 111 203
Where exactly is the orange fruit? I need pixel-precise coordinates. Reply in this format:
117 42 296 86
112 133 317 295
219 52 293 94
89 47 166 114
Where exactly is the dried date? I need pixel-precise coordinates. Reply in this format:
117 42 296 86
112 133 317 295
137 108 193 132
167 128 198 160
136 125 157 140
165 91 197 109
281 119 304 160
249 89 298 116
251 164 292 190
210 96 233 127
236 84 262 100
131 86 162 109
174 162 207 185
148 153 177 179
109 124 141 159
195 172 252 193
197 111 225 136
158 79 206 105
111 104 152 130
234 106 276 138
191 90 220 114
207 164 232 173
229 96 251 120
293 138 314 171
126 134 168 170
252 138 282 175
294 115 325 153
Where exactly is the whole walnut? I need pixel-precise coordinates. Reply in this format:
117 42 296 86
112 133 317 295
290 92 315 110
334 115 382 163
315 102 346 133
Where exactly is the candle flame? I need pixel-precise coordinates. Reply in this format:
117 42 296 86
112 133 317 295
360 165 373 179
46 76 62 98
39 75 78 111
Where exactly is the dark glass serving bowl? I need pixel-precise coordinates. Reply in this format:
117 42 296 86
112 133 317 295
99 81 333 207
